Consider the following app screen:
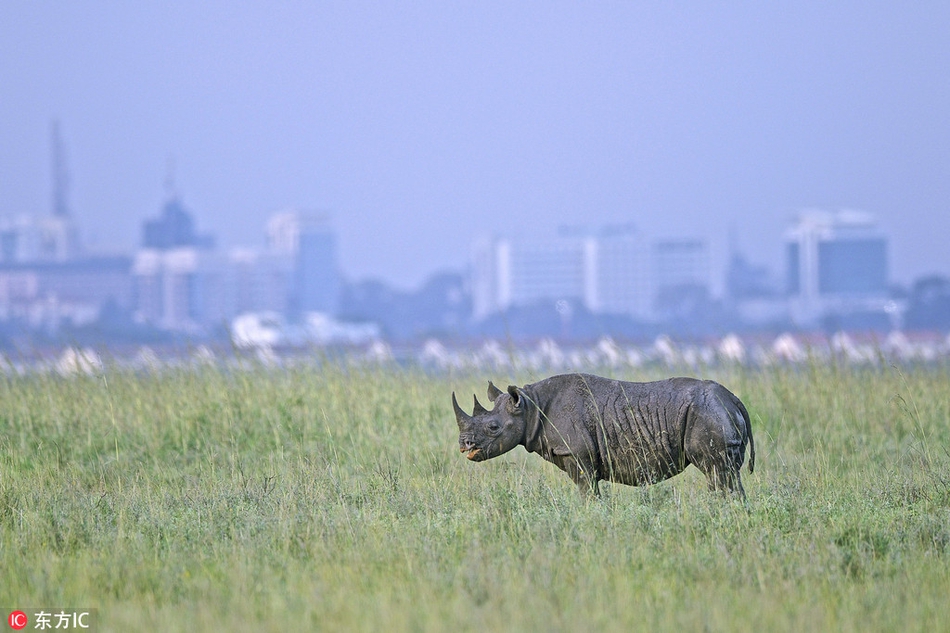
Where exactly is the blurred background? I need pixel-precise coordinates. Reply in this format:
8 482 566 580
1 2 949 352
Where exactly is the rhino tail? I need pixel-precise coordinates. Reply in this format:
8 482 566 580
735 397 755 474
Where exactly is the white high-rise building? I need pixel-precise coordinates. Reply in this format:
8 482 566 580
591 227 649 317
471 236 501 321
505 238 588 308
471 225 649 321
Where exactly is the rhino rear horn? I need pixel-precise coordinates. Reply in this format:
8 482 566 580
473 394 488 415
487 381 503 401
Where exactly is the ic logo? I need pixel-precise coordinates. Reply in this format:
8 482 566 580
7 611 28 630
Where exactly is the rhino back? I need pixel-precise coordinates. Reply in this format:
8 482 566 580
532 374 702 486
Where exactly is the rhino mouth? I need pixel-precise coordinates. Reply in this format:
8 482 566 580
464 447 485 461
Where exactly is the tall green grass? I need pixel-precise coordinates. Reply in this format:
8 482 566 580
1 361 949 632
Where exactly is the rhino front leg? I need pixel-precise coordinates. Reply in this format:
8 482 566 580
560 455 600 499
581 478 601 499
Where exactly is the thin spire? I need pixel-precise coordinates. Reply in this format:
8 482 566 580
51 119 70 218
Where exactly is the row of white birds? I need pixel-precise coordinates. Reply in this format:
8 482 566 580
13 330 950 377
412 332 950 370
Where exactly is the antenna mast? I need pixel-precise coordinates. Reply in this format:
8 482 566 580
164 155 177 201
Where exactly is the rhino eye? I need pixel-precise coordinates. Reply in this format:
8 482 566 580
488 421 501 433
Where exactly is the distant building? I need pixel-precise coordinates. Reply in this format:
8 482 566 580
133 246 300 334
471 237 499 321
473 233 586 318
785 210 888 326
132 206 339 333
133 194 225 332
0 256 132 328
505 237 588 308
471 225 649 321
575 225 649 317
0 215 79 263
726 251 775 302
229 248 293 316
0 122 131 333
142 196 214 250
651 239 710 319
724 244 787 327
132 248 231 332
267 211 338 315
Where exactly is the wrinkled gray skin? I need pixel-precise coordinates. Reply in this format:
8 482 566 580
453 373 755 499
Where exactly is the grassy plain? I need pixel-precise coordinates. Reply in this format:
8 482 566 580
1 359 949 632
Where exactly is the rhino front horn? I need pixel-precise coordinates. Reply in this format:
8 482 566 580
452 392 471 427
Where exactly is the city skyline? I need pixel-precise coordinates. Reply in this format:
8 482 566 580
2 3 949 290
0 156 920 301
0 171 901 303
0 190 942 343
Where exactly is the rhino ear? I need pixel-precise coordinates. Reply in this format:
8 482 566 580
507 385 523 412
487 381 503 401
473 394 488 415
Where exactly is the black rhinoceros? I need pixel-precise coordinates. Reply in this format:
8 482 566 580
452 373 755 498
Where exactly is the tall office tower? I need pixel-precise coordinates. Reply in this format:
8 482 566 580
785 210 888 325
40 120 80 260
267 211 338 315
470 236 501 321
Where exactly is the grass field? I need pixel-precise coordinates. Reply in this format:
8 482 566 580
1 359 949 632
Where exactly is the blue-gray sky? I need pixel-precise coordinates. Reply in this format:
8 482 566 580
2 2 948 290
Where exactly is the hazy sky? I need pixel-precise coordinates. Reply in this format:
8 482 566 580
2 2 948 290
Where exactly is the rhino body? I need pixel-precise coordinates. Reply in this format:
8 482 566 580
452 373 755 498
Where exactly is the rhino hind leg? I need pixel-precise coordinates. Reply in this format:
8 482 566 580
697 445 746 499
705 463 745 498
686 398 750 499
